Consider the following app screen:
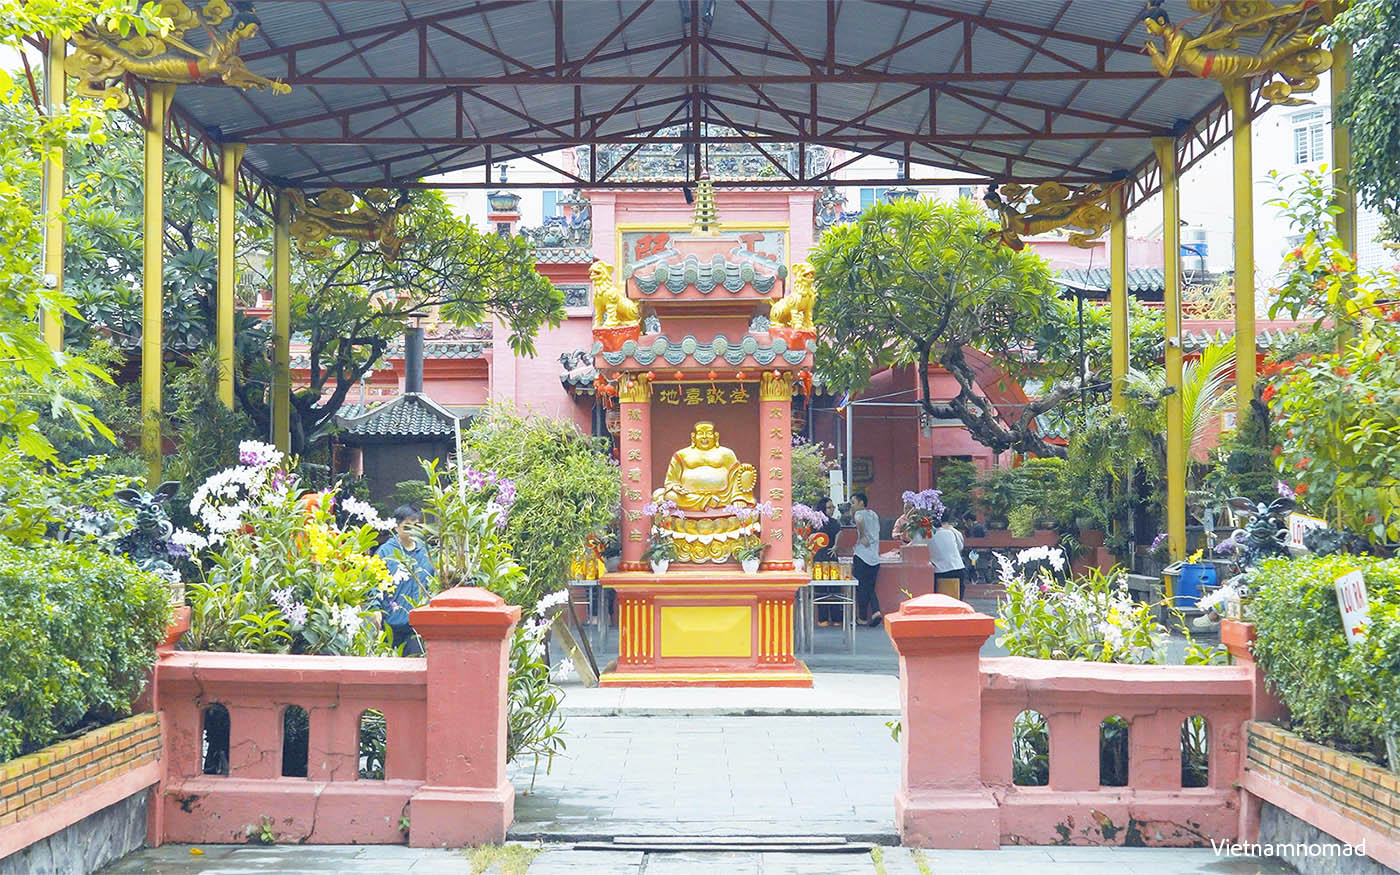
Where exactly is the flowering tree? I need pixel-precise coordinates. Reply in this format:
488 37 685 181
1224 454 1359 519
810 199 1073 457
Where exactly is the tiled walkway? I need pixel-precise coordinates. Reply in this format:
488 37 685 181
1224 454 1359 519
507 715 901 841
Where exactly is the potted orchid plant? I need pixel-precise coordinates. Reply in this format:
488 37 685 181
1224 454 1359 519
894 488 945 543
642 499 682 573
791 502 829 573
724 502 776 573
735 540 767 574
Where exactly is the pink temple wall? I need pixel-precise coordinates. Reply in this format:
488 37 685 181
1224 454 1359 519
1027 234 1163 271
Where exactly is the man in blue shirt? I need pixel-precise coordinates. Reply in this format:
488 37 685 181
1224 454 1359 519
374 505 434 656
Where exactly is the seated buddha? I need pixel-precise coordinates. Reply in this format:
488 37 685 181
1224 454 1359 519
652 422 757 511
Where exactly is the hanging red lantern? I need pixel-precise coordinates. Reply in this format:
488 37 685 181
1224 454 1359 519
674 370 684 382
707 370 718 382
799 370 813 399
735 370 746 381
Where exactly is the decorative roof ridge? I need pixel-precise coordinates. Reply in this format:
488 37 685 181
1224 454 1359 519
592 332 814 368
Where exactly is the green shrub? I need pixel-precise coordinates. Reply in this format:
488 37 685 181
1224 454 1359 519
1250 555 1400 763
1007 506 1036 539
976 467 1021 525
1016 457 1068 525
459 407 619 612
935 460 978 522
791 438 838 507
0 540 170 760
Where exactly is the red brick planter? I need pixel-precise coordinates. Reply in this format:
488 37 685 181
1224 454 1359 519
0 714 162 859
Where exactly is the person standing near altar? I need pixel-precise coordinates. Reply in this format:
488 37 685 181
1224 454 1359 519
850 491 883 626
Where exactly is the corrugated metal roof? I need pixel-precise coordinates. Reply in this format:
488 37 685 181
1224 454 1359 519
156 0 1260 190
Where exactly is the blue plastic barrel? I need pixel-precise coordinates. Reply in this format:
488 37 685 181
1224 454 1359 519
1172 563 1217 609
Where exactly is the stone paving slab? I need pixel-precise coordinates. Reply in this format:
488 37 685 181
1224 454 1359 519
506 715 902 842
103 843 1299 873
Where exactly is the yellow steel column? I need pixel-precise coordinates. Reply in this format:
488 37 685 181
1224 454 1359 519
1226 82 1257 403
272 190 292 453
217 143 246 409
1109 185 1129 411
1154 137 1187 562
1332 41 1356 256
41 38 66 350
142 84 175 483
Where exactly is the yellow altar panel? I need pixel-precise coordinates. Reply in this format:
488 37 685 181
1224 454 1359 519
659 605 752 658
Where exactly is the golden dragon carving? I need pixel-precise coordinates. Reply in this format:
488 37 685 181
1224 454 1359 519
1143 0 1336 106
287 188 413 261
69 0 290 109
983 182 1114 251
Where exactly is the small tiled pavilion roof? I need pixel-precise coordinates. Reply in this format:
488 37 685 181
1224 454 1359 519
336 394 465 441
1058 267 1169 299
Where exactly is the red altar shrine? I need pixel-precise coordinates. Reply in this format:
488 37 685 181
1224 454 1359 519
593 178 816 687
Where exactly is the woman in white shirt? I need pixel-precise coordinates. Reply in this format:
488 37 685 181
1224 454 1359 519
928 519 965 599
850 491 883 626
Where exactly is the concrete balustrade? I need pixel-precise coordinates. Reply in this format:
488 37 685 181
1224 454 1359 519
151 587 519 848
887 594 1257 849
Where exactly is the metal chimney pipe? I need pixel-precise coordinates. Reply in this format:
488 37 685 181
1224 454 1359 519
404 324 424 394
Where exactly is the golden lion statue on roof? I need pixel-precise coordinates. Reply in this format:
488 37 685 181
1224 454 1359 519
769 262 816 333
591 262 640 329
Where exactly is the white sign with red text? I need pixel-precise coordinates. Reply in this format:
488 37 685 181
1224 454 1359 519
1288 512 1327 553
1333 569 1370 646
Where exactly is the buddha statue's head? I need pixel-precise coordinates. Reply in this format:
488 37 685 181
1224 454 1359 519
691 421 719 450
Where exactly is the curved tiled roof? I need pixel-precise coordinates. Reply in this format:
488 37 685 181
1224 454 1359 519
336 394 462 440
595 333 812 368
630 256 784 296
533 246 594 264
1058 267 1166 296
1181 328 1299 353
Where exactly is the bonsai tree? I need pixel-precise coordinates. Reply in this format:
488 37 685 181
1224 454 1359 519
810 198 1075 457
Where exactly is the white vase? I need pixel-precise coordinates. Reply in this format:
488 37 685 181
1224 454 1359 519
793 556 805 573
650 559 670 574
741 558 760 574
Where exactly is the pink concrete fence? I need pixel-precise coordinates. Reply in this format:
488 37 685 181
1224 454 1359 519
149 587 518 849
887 594 1257 849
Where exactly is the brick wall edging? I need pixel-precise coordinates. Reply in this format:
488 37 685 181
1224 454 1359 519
0 713 161 859
1243 721 1400 872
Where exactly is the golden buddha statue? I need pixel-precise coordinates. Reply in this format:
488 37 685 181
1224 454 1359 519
653 422 757 511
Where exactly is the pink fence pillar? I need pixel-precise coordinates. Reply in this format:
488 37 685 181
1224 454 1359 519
885 594 999 848
141 606 189 848
1221 619 1286 844
408 587 521 848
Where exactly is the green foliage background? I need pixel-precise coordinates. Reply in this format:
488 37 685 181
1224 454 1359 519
1251 556 1400 764
460 407 619 611
0 540 169 760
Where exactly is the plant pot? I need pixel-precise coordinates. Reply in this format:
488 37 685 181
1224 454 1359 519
741 558 760 574
987 518 1008 531
650 559 670 574
793 556 805 573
